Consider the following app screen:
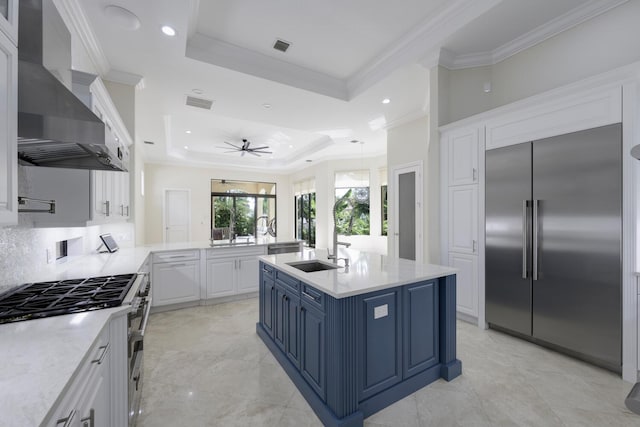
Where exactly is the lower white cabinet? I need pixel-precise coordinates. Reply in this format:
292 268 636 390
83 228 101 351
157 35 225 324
448 252 478 318
45 324 113 426
206 248 265 299
152 258 201 306
448 185 478 254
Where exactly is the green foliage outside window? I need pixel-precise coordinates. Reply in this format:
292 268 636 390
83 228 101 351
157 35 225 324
334 188 370 235
213 196 255 236
381 185 388 236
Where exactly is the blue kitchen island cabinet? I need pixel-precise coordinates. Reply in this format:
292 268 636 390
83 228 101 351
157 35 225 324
256 252 461 427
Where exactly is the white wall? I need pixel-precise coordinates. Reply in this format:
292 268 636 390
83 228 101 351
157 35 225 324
442 0 640 124
144 163 292 244
289 156 388 255
387 116 441 263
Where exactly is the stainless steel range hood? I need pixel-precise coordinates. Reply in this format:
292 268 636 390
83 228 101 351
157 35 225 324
17 0 125 171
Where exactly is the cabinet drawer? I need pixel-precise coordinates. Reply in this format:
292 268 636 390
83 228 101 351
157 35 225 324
261 262 274 279
153 250 200 263
207 246 266 259
276 270 299 293
301 284 325 313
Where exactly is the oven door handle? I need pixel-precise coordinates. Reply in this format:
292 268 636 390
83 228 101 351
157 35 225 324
131 297 152 343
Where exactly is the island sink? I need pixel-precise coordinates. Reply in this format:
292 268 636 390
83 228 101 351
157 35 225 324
286 260 340 272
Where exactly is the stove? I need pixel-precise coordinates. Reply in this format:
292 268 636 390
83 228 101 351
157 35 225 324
0 274 137 324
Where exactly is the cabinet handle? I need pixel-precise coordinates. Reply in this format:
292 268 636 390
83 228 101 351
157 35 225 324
91 344 109 364
302 291 319 302
126 206 130 216
169 263 187 268
472 240 477 253
56 409 76 427
472 168 478 181
80 409 95 427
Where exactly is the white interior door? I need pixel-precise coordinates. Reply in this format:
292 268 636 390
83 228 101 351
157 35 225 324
391 162 423 261
163 189 191 243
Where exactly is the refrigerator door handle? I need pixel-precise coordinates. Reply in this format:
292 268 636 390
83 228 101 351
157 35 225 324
533 199 539 281
522 200 528 279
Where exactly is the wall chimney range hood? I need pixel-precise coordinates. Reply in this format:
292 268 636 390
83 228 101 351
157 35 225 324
17 0 125 171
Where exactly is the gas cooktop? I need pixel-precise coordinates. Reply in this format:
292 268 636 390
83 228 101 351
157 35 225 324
0 274 137 324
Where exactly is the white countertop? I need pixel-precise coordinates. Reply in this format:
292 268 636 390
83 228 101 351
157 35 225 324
0 238 303 426
0 306 129 427
259 249 458 298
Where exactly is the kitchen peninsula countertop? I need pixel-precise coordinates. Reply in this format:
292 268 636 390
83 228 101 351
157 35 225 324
259 248 458 298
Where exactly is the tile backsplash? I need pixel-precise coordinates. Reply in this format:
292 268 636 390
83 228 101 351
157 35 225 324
0 222 134 293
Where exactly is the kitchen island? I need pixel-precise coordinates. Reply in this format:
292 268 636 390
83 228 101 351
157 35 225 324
256 250 460 427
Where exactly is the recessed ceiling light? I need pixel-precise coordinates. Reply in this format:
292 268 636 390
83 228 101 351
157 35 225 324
185 130 191 134
382 98 391 104
262 103 272 109
184 145 189 150
288 145 293 148
161 25 176 36
192 89 203 95
104 6 141 31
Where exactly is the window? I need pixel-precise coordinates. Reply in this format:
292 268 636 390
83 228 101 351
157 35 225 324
211 180 276 241
294 179 316 247
334 171 370 236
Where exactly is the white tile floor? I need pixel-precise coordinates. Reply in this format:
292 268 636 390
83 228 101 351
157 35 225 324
138 299 638 426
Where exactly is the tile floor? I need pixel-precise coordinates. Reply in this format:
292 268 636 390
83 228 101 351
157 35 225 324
138 299 638 426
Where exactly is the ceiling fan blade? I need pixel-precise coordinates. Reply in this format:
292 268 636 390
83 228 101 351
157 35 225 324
248 151 260 157
241 151 246 157
244 141 251 150
249 146 269 151
224 141 242 149
252 150 273 154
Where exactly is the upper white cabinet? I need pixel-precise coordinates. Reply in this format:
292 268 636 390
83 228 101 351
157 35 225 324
0 27 16 225
0 0 18 46
91 170 130 223
447 128 479 186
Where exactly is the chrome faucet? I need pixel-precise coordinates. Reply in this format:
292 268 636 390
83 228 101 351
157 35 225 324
328 198 352 264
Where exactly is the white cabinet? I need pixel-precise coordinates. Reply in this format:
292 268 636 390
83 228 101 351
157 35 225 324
45 326 112 427
205 247 265 299
447 128 479 186
448 185 478 254
0 0 17 46
91 170 130 222
152 250 201 306
441 125 483 322
449 253 478 318
206 257 236 297
0 27 16 225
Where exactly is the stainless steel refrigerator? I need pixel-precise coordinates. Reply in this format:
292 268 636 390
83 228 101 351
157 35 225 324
485 123 622 373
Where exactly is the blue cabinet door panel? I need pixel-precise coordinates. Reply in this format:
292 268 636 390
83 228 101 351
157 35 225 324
285 290 301 369
403 281 439 379
261 275 276 338
274 285 287 351
301 302 326 400
358 291 402 401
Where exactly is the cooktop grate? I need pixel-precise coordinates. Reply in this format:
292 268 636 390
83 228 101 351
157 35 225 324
0 274 137 324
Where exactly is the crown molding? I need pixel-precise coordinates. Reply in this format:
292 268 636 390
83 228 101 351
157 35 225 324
186 33 349 101
105 69 144 87
441 0 629 70
54 0 111 76
493 0 628 64
347 0 502 99
384 109 429 131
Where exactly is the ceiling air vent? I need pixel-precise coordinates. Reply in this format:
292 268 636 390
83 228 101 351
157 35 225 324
143 140 155 145
273 39 290 53
185 96 214 110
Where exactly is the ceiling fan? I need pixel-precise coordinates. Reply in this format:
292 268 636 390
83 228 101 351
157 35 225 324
218 139 272 157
